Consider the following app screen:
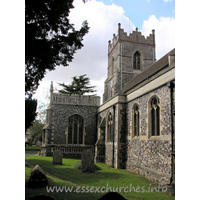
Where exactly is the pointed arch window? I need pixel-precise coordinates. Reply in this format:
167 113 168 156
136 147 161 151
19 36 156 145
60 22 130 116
132 104 140 137
133 51 141 70
149 96 160 137
107 112 113 142
67 114 84 144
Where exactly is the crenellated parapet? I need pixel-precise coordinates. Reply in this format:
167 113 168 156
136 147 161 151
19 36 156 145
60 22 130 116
49 81 100 106
108 33 119 55
108 23 155 55
50 92 100 106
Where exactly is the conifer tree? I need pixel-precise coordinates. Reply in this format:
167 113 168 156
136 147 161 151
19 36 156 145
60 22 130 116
58 74 96 95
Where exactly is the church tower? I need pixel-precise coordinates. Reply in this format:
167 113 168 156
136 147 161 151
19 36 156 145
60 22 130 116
103 23 156 103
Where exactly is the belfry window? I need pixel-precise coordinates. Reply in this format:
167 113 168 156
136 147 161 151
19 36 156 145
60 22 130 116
132 104 140 137
67 114 84 144
149 96 160 137
133 51 141 70
107 112 113 142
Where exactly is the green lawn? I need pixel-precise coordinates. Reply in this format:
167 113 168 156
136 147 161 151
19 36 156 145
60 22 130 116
25 155 175 200
25 145 41 151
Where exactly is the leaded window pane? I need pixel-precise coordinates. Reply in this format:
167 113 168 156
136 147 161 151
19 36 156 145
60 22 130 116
156 107 160 136
152 109 155 136
79 124 83 144
73 122 78 144
68 115 84 144
68 126 72 144
134 113 137 136
137 113 140 136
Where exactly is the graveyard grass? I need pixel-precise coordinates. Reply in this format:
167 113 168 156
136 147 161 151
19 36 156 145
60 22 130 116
25 156 175 200
25 145 41 151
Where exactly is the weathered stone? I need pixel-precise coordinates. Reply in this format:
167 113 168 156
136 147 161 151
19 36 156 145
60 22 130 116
98 192 127 200
36 141 41 147
74 161 101 171
53 150 63 165
81 149 95 172
28 165 48 188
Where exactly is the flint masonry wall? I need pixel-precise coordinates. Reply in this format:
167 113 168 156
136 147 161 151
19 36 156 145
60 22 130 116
48 104 99 145
126 85 172 184
42 92 100 158
97 100 127 169
103 24 155 103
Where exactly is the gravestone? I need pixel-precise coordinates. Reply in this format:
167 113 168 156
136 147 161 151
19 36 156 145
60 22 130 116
28 165 48 188
81 149 95 172
36 141 41 147
98 192 127 200
53 150 63 165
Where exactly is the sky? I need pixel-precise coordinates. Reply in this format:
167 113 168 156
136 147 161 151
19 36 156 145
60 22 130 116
32 0 175 106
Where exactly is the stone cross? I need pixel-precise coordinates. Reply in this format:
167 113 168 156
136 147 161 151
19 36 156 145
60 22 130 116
81 149 95 173
53 150 63 165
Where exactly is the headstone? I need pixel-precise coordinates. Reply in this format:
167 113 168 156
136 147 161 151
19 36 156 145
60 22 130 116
53 150 63 165
81 149 95 173
98 192 127 200
28 165 48 188
36 141 41 147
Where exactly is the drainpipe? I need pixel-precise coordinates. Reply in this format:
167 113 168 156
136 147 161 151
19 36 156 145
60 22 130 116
167 81 175 185
112 105 116 168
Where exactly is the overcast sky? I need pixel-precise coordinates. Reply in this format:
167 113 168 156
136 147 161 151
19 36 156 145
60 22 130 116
33 0 175 105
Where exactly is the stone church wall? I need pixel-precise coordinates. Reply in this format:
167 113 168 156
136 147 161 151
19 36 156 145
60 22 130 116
103 25 155 103
126 85 172 184
97 103 127 169
49 104 99 145
98 107 114 167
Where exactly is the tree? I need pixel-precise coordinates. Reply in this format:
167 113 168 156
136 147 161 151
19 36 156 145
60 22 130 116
25 0 90 97
25 98 37 132
29 120 45 143
36 101 48 124
58 74 96 95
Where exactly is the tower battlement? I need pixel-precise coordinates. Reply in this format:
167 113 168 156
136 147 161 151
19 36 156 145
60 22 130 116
108 23 155 55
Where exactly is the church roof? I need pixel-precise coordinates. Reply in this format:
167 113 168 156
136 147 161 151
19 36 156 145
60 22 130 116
121 48 175 94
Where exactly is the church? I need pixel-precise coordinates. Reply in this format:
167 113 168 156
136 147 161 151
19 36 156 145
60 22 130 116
41 23 175 185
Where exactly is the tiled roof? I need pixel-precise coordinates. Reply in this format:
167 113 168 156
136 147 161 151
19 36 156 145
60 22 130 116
121 48 175 93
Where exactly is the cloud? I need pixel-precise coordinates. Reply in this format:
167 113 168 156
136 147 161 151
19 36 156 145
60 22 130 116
141 15 175 60
164 0 172 3
34 0 135 102
33 0 175 105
